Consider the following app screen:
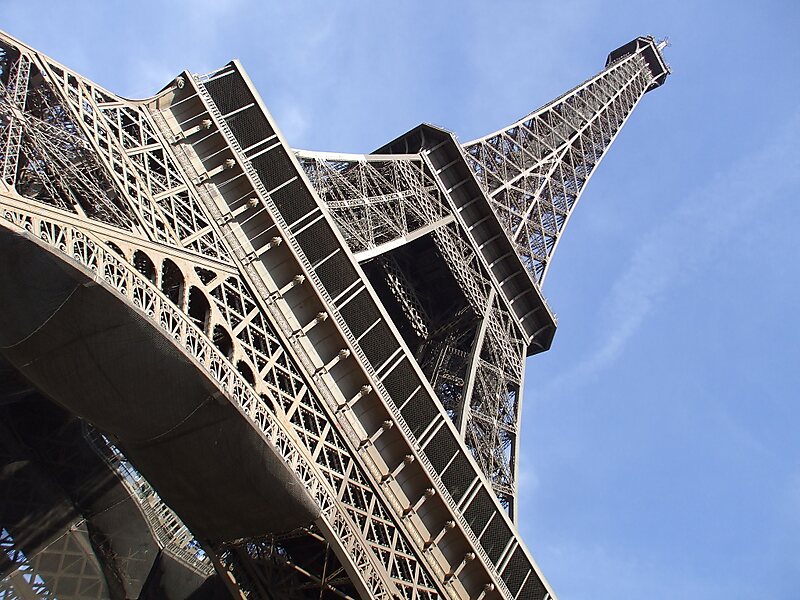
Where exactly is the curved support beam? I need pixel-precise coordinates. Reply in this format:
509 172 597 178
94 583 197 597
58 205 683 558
0 219 387 600
0 225 321 543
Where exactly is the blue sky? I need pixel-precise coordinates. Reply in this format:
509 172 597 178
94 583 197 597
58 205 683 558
4 1 798 598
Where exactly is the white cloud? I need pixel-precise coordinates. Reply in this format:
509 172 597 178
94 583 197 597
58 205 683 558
274 104 309 146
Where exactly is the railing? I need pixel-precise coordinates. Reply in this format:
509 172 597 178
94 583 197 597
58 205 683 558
82 425 213 576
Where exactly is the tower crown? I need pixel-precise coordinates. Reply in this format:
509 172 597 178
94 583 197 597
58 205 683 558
606 35 670 90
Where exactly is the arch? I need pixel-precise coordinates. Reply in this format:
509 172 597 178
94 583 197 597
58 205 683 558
212 325 233 360
132 250 156 283
187 286 211 333
236 361 255 385
160 258 183 306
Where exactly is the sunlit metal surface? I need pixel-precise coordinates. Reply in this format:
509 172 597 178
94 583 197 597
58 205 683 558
0 30 666 600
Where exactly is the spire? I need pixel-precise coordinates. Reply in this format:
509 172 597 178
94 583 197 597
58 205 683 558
463 36 669 284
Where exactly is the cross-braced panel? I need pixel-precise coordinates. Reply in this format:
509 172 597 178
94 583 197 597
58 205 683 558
198 267 440 600
223 528 359 600
298 142 531 512
297 152 450 259
0 525 109 600
0 36 232 263
0 51 133 228
298 148 528 510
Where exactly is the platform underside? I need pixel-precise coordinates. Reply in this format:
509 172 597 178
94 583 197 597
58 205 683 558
0 363 229 599
0 225 321 546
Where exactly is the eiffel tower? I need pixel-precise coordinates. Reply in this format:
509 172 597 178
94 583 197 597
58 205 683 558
0 30 668 600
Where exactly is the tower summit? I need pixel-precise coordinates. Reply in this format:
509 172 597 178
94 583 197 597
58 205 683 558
464 35 669 283
0 31 667 599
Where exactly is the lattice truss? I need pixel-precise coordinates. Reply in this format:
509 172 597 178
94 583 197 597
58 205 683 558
469 303 526 501
0 29 666 600
0 36 442 599
0 40 230 262
296 151 451 343
296 152 450 258
292 39 666 510
0 415 111 600
428 225 527 510
0 524 105 600
463 43 661 283
0 425 210 600
379 253 432 339
220 526 362 600
199 270 439 600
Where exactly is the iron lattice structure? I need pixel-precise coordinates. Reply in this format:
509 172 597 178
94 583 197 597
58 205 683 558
463 37 668 283
0 31 668 600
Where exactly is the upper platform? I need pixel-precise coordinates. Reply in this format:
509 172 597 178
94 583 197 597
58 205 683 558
374 124 557 356
606 35 670 90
